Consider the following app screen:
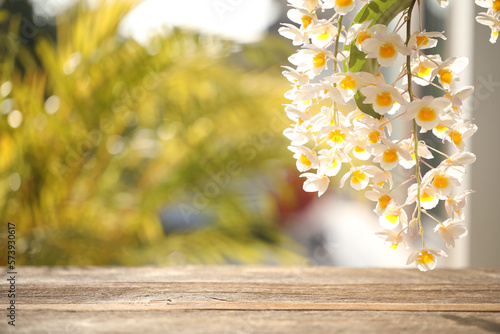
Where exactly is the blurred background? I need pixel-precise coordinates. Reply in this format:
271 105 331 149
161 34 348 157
0 0 498 268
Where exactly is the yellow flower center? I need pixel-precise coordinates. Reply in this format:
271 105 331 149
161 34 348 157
317 30 331 41
389 244 398 250
421 191 435 202
351 170 366 184
336 0 353 7
375 91 393 107
417 250 435 265
494 0 500 12
313 53 326 68
416 35 429 47
383 148 398 163
340 75 356 90
379 43 396 59
438 69 453 84
385 214 399 225
418 65 432 77
357 31 371 45
299 154 312 167
434 124 448 133
378 195 391 210
418 107 436 122
329 159 339 170
301 15 312 28
301 100 311 107
329 129 346 143
433 174 449 189
448 130 462 146
354 146 366 154
368 131 380 144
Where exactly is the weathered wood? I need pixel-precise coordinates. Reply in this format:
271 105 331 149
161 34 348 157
7 310 500 334
15 282 500 310
1 266 499 333
14 266 500 284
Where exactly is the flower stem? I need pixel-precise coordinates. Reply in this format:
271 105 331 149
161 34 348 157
405 0 422 246
390 174 415 193
333 15 344 73
333 15 344 125
422 209 445 228
423 143 450 159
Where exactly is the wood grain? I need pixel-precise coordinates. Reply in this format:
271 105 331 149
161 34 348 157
1 266 499 333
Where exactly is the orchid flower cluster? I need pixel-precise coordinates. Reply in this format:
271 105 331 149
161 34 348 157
279 0 481 271
475 0 500 43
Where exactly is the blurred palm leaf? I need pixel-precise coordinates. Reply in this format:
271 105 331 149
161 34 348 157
0 0 304 265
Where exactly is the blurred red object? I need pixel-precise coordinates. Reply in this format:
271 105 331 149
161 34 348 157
271 169 319 226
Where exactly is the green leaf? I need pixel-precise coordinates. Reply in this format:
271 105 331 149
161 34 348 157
0 10 9 23
345 0 413 119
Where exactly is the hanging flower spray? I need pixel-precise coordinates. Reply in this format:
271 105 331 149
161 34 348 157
280 0 492 271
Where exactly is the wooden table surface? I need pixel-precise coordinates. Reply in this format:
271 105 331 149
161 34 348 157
1 266 500 333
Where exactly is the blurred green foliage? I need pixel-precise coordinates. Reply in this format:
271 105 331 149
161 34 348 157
0 0 305 265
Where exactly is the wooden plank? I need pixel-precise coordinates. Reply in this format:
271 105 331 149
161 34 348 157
14 266 500 284
14 282 500 310
1 266 499 333
3 310 500 334
17 302 500 312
